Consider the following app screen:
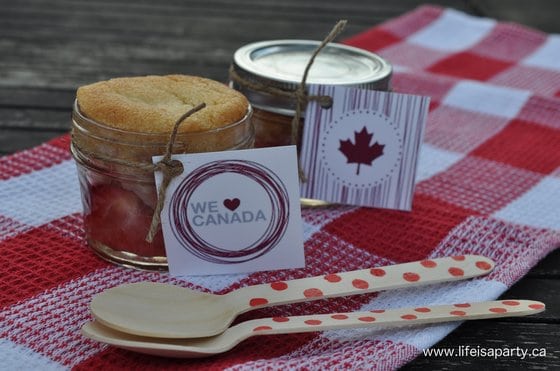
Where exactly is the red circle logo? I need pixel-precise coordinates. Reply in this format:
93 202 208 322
169 160 289 264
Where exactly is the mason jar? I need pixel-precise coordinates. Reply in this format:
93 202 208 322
71 75 254 270
230 40 392 148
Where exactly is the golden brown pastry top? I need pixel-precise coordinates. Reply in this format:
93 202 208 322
76 75 249 133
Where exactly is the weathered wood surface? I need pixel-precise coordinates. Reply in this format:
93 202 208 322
1 0 558 369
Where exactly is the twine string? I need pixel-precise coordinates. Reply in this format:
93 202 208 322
292 19 347 181
228 66 333 108
145 102 206 242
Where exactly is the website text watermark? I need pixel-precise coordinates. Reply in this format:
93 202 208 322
423 345 547 360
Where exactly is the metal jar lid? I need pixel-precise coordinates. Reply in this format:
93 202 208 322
230 39 392 115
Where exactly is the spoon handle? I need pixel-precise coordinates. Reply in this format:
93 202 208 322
233 255 494 312
239 299 544 337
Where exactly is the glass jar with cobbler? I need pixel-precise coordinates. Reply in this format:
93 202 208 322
71 75 254 270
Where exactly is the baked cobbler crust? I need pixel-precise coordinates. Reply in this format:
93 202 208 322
77 75 249 133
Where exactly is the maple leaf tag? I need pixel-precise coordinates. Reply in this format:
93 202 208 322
338 126 385 175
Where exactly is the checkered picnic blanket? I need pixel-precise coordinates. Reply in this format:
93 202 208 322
1 5 560 370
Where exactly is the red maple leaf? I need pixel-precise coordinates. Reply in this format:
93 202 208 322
338 126 385 175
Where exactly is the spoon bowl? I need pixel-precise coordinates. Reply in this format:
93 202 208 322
83 299 545 358
91 255 495 338
92 283 236 339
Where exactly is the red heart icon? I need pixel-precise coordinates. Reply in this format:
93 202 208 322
223 198 240 211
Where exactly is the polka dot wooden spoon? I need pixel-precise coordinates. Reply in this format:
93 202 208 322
82 299 544 358
90 255 494 339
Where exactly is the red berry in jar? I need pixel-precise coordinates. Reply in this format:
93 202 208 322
85 184 166 258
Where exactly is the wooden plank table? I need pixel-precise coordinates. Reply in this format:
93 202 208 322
1 1 558 369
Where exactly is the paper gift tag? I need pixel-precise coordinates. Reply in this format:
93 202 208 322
154 146 305 276
300 85 430 210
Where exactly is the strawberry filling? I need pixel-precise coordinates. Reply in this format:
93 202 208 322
84 183 165 257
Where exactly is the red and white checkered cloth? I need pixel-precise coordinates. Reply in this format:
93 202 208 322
1 5 560 370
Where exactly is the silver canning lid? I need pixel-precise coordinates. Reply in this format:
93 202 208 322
231 39 392 115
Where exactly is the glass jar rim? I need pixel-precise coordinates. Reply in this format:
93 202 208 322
230 40 392 115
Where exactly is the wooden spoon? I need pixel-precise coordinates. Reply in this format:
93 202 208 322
91 255 494 338
83 299 544 358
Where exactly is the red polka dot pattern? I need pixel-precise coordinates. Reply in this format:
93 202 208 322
489 307 507 313
241 256 506 330
239 301 543 339
403 272 420 282
401 314 418 320
476 261 492 270
271 281 288 291
450 310 466 316
370 268 386 277
253 326 272 331
331 314 349 320
249 298 269 307
420 260 437 268
358 316 376 322
324 274 342 283
305 319 322 326
454 303 471 308
251 255 495 307
448 267 465 277
352 279 369 289
303 288 324 298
